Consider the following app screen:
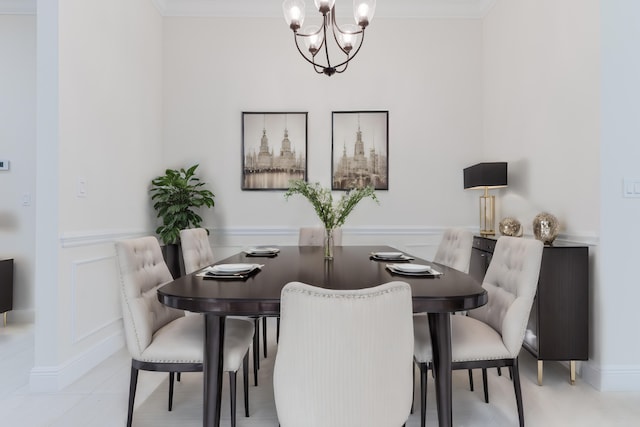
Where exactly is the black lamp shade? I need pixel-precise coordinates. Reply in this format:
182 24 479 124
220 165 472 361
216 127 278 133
463 162 508 189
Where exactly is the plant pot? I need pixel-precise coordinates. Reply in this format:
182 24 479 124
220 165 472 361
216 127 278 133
161 243 184 279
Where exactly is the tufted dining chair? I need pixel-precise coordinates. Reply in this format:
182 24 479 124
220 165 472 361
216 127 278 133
274 281 414 427
433 228 473 273
413 236 543 427
411 228 473 413
179 227 262 386
116 235 255 427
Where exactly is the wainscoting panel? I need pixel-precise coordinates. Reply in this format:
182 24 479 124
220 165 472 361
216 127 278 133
70 255 121 344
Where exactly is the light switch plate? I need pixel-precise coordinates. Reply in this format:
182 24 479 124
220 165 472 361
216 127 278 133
623 179 640 198
0 159 9 170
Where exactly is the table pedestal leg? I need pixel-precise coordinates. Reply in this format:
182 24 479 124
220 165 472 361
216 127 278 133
204 314 225 427
428 312 452 427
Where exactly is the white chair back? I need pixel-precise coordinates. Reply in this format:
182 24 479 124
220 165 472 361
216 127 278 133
115 236 184 360
433 228 473 273
298 227 343 246
469 236 544 356
180 228 214 274
273 281 414 427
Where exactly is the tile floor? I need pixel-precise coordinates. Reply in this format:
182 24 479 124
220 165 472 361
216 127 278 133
1 320 639 426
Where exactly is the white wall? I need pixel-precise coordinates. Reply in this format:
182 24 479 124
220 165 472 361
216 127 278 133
31 0 165 391
482 0 600 238
0 15 36 322
162 17 485 256
598 0 640 391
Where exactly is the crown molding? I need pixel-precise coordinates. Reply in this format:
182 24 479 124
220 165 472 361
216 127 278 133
0 0 497 19
153 0 497 19
0 0 36 14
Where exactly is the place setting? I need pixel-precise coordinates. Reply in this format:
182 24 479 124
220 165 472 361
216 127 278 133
369 251 415 262
385 263 443 277
243 246 280 257
198 263 264 280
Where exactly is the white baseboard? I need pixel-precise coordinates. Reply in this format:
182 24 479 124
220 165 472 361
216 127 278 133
4 308 35 324
581 361 640 391
30 330 124 392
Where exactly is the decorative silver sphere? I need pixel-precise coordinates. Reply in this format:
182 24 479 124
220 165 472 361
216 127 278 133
499 217 523 237
533 212 559 245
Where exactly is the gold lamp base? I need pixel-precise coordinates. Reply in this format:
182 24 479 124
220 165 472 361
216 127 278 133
479 188 496 236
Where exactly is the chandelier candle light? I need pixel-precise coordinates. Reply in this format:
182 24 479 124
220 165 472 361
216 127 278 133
282 0 376 76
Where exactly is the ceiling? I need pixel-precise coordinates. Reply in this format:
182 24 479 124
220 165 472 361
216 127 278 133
1 0 497 18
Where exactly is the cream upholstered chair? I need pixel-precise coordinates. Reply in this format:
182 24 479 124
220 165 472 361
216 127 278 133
180 227 215 275
274 281 414 427
179 227 262 386
116 236 254 427
413 236 543 427
298 226 343 246
433 228 473 273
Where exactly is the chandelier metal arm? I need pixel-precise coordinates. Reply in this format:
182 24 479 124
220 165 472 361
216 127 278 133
328 29 366 73
292 32 326 74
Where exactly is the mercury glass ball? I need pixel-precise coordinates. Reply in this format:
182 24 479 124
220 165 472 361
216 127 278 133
499 217 523 237
533 212 559 245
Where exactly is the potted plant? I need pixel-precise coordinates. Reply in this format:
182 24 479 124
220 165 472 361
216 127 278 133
284 179 378 259
150 164 215 276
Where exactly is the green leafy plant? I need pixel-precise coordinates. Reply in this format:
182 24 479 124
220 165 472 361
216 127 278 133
284 180 378 230
150 164 215 245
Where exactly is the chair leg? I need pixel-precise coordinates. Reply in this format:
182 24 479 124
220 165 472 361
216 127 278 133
243 353 250 417
419 362 428 427
512 358 525 427
229 371 237 427
252 318 259 386
126 365 139 427
253 317 260 370
177 372 181 382
276 316 280 343
168 372 175 411
411 362 415 414
262 316 268 358
482 368 489 403
468 369 474 391
497 367 502 376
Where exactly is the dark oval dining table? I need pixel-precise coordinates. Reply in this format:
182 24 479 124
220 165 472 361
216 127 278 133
158 245 487 427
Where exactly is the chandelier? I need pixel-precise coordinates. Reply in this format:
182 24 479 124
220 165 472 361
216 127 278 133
282 0 376 76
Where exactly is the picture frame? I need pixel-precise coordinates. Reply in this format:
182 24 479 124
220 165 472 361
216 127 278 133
242 112 308 190
331 110 389 190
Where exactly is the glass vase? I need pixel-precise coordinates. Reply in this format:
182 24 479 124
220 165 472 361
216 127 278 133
324 228 334 260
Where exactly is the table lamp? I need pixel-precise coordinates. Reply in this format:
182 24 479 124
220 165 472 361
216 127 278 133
463 162 508 236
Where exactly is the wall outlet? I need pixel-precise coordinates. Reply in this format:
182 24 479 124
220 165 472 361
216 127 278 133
0 159 9 170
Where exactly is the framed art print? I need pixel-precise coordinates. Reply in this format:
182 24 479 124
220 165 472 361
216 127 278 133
242 112 307 190
332 110 388 190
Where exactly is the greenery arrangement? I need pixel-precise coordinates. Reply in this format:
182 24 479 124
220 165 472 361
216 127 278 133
150 164 215 245
284 179 378 231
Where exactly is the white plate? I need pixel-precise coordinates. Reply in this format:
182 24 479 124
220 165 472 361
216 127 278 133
373 252 404 259
246 247 279 254
389 263 432 273
210 263 257 274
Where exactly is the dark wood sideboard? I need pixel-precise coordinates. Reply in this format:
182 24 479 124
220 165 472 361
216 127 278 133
0 258 14 326
470 236 589 385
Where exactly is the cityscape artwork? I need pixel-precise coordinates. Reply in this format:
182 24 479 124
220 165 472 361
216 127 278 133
242 112 307 190
332 111 389 190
